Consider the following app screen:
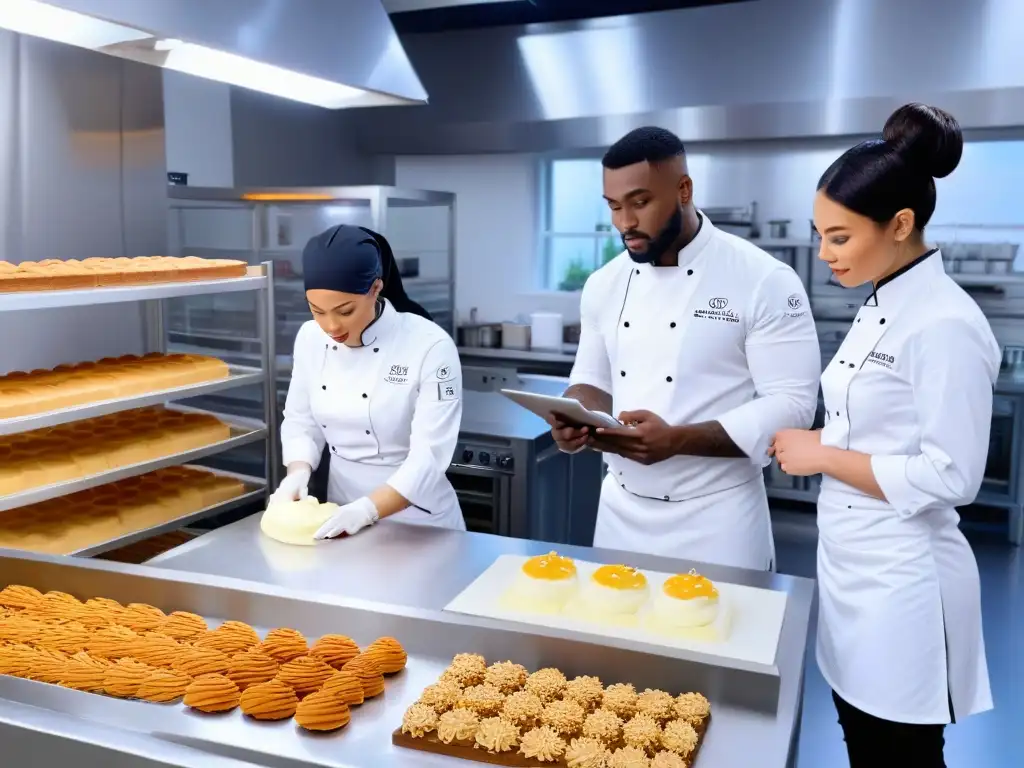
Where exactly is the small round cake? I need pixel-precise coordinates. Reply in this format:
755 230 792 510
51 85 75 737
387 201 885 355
579 565 649 616
137 669 193 703
441 653 487 687
566 737 610 768
661 719 699 759
541 699 586 738
309 634 361 669
475 716 520 754
159 611 208 641
364 637 407 675
261 628 308 663
502 690 544 729
260 497 339 547
183 673 241 713
608 745 652 768
510 551 578 607
226 650 279 691
86 626 137 660
582 707 623 745
484 660 528 694
437 708 480 746
103 659 154 698
651 752 687 768
672 691 711 727
59 654 108 693
519 725 566 763
342 654 385 698
295 689 351 731
525 667 567 703
622 714 661 754
121 603 166 633
322 670 365 706
173 648 231 678
418 679 462 713
240 680 299 721
652 571 719 628
456 683 505 717
275 656 334 698
564 675 604 712
636 689 675 724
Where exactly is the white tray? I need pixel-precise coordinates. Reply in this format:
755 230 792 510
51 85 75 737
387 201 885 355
444 554 788 667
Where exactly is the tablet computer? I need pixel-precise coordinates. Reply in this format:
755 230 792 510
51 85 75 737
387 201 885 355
500 389 621 429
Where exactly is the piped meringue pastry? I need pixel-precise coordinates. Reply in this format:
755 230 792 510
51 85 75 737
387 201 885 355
240 679 299 721
309 634 360 669
295 689 351 731
183 673 241 713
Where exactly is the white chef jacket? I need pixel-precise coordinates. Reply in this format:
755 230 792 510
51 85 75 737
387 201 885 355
569 215 821 566
281 300 465 530
816 249 997 724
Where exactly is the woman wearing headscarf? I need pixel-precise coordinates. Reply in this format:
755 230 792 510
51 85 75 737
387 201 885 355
271 224 465 536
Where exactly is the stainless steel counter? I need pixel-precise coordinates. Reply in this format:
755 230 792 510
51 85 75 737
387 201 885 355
148 518 814 767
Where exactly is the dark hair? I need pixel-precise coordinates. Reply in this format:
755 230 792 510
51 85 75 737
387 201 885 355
602 126 686 170
817 103 963 230
357 227 432 321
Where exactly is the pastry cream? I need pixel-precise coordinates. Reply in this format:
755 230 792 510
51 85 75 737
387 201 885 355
441 653 486 687
582 707 623 745
456 683 505 717
309 634 360 669
418 680 462 713
437 708 480 745
240 680 299 721
542 698 586 738
636 689 675 723
501 690 544 729
672 691 711 726
484 660 527 694
183 673 241 713
565 675 604 712
401 702 439 739
295 689 351 731
602 683 639 719
608 745 652 768
519 725 566 763
566 737 611 768
660 719 699 758
622 714 661 754
259 497 338 546
525 667 568 702
474 716 520 753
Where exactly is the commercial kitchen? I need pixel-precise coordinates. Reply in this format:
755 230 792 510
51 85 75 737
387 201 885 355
0 0 1021 766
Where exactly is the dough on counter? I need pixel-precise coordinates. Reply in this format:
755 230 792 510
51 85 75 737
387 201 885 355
259 497 339 546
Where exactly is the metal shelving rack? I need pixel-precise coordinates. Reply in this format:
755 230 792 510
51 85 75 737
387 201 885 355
0 264 279 556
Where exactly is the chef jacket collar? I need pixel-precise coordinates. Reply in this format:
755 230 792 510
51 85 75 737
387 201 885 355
320 298 398 350
867 248 942 307
643 210 713 272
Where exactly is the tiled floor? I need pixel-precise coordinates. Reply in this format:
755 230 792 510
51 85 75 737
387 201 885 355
772 510 1023 768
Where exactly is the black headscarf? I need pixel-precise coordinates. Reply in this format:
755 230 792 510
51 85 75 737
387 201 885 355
301 224 432 321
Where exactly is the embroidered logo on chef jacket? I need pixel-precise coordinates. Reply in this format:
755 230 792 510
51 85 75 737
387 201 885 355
385 364 411 384
437 381 459 401
866 351 896 369
693 297 739 323
436 365 454 381
787 294 803 310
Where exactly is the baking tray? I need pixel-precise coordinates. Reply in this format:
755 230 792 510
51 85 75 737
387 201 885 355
0 415 268 512
0 366 265 436
0 551 780 768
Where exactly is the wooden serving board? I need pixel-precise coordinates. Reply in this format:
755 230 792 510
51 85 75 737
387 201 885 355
392 716 710 767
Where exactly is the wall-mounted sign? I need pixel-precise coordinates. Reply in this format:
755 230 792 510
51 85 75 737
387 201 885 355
167 172 188 186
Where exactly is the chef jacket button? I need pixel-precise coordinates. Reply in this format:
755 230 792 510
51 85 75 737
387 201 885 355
321 385 326 390
624 321 630 328
839 360 844 364
362 393 368 398
848 363 854 368
635 269 640 275
880 318 886 324
836 411 840 416
856 318 861 323
332 345 338 351
620 371 626 377
663 495 670 500
687 269 694 276
373 347 379 353
666 376 673 382
365 430 370 435
670 322 676 328
321 424 326 428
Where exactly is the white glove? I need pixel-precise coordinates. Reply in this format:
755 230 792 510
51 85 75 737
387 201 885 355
314 496 379 540
269 465 312 505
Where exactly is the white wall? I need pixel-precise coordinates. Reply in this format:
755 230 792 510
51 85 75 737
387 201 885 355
395 154 584 324
162 72 234 187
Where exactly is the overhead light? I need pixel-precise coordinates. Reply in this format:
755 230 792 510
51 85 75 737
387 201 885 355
0 0 417 109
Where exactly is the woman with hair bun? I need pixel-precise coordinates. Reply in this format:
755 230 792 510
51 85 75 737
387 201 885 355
772 104 997 766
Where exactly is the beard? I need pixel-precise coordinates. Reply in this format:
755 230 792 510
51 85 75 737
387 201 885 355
623 206 683 265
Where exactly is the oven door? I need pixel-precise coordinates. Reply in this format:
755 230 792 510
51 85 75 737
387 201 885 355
445 464 511 536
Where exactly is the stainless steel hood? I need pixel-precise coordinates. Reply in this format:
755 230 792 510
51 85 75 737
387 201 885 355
0 0 428 109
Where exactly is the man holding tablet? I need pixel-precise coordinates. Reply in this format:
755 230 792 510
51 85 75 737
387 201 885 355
552 127 820 569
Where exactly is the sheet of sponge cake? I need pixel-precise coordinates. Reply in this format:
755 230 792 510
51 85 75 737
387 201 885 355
0 353 230 420
0 467 247 555
0 406 232 497
0 256 248 293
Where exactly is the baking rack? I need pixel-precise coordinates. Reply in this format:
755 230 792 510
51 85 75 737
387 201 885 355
0 264 278 553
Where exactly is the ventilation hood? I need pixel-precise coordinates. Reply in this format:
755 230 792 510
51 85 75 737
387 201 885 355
0 0 428 108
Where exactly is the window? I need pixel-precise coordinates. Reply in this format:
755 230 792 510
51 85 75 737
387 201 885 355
540 158 620 292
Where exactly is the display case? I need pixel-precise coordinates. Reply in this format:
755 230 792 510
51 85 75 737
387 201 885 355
165 186 456 479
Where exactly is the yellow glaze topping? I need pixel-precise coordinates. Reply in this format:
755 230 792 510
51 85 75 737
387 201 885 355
662 570 718 601
522 552 577 581
591 565 647 591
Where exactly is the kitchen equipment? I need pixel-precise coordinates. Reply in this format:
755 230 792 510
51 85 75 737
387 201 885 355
563 322 581 344
501 321 531 350
703 202 759 239
529 311 563 351
768 220 790 239
449 378 603 545
458 307 502 348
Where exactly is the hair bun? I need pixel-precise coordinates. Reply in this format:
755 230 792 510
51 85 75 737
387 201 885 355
882 103 963 179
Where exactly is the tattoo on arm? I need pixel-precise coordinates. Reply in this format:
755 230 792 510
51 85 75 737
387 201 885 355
672 420 747 459
563 384 612 415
